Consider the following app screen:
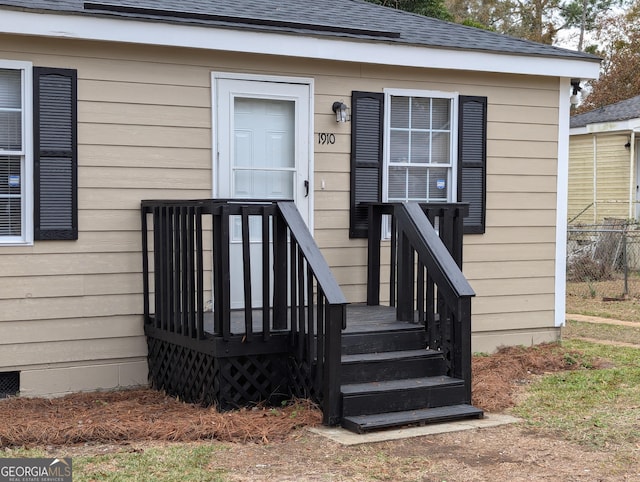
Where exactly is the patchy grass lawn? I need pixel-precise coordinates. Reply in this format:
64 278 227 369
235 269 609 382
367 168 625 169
73 444 229 482
564 319 640 345
1 445 229 482
513 339 640 450
566 279 640 322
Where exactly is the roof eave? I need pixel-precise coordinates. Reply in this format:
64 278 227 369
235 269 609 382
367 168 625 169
570 118 640 134
0 9 601 79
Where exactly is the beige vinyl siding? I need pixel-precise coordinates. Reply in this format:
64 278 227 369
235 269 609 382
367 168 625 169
0 33 562 396
314 67 560 351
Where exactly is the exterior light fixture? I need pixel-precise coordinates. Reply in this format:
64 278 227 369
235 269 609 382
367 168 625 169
570 78 582 107
332 101 349 122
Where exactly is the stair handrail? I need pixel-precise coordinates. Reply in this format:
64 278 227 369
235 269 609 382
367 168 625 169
365 201 475 402
277 201 347 425
396 203 475 301
277 201 347 306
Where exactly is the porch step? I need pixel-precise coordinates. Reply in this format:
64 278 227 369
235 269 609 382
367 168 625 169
341 404 484 434
341 376 467 417
341 328 426 355
339 325 482 433
341 349 445 384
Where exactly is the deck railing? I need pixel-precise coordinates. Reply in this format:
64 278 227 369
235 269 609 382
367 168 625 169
366 202 475 399
141 199 347 424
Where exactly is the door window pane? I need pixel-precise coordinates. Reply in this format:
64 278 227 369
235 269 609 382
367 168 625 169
233 97 295 202
234 170 294 199
234 97 295 169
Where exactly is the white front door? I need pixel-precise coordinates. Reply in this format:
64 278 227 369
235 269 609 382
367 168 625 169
214 75 312 308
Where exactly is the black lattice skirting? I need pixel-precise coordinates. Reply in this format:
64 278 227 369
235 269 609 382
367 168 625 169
146 334 295 410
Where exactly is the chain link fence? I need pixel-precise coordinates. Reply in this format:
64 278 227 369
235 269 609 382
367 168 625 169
567 221 640 300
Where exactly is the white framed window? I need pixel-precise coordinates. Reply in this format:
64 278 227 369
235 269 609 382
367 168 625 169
0 60 33 245
383 89 458 204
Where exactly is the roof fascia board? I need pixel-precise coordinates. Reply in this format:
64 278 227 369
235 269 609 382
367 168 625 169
569 126 589 135
0 10 600 79
570 118 640 134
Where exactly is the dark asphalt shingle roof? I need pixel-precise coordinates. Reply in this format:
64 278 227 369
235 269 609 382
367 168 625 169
571 95 640 128
0 0 599 62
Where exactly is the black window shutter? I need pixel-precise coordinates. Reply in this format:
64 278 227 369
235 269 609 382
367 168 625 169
33 67 78 240
350 91 384 238
458 96 487 234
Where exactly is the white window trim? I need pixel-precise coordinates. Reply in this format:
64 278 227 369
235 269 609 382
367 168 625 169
0 59 33 246
382 88 459 205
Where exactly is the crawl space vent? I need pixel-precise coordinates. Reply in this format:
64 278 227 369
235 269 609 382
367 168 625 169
0 371 19 398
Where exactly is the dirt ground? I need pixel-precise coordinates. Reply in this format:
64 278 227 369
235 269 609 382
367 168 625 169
29 423 635 481
205 425 639 481
1 343 638 481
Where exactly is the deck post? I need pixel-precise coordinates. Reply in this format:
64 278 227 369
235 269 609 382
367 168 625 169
141 207 150 323
367 204 382 305
454 297 473 402
451 205 465 268
322 303 344 425
273 211 288 330
396 231 414 322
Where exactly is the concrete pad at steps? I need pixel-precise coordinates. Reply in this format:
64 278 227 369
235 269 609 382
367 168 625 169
308 413 520 446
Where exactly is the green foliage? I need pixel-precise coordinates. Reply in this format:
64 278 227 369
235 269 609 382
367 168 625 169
577 2 640 111
460 18 495 30
369 0 628 49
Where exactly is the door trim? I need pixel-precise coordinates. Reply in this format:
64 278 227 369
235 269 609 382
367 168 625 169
211 71 315 231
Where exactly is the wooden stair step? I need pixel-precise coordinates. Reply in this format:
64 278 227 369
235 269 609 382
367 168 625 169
341 328 426 355
341 404 484 434
341 375 461 395
341 349 446 384
341 376 467 416
341 349 440 364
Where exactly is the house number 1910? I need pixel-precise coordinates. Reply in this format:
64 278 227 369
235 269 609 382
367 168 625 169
318 133 336 145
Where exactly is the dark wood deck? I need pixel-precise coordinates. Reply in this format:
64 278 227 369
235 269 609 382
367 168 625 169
204 304 420 335
142 199 475 427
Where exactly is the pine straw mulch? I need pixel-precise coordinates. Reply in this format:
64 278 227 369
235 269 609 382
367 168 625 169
471 342 602 412
0 343 599 449
0 394 321 448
